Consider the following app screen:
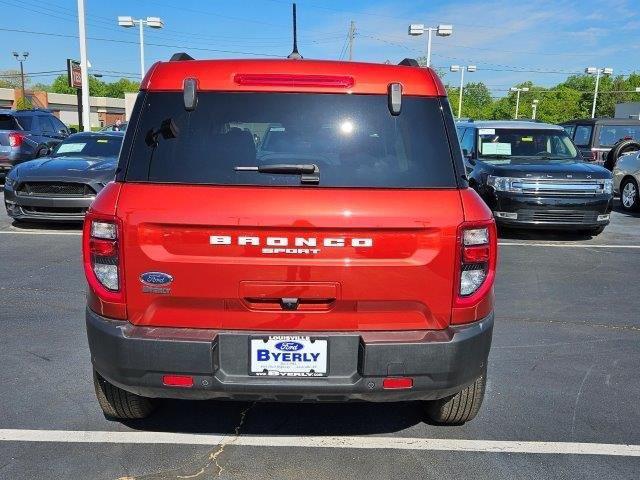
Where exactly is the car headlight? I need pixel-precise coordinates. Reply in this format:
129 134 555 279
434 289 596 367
603 178 613 195
486 175 523 193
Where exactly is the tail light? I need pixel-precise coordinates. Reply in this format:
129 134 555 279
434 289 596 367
83 213 125 305
452 220 497 324
9 132 24 147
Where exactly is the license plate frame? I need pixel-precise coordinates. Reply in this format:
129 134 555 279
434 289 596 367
249 335 328 377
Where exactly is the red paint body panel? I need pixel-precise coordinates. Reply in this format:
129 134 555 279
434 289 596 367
115 184 465 331
141 59 445 96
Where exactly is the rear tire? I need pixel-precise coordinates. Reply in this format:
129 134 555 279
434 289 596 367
424 371 486 425
620 177 640 211
605 139 640 171
93 370 155 420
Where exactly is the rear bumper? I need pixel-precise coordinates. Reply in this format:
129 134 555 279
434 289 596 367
489 191 612 229
4 187 93 222
86 308 493 402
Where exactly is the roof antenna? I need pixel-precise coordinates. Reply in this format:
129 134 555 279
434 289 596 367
287 3 303 59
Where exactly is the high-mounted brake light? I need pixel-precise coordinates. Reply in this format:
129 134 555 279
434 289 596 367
8 132 24 147
233 73 355 88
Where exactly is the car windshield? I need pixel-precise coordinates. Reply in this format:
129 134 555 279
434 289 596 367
125 92 458 188
52 135 122 158
598 125 640 147
477 128 579 164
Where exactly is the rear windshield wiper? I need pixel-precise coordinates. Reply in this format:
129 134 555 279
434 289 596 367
234 164 319 184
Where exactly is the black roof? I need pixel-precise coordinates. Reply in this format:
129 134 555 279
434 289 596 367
560 118 640 125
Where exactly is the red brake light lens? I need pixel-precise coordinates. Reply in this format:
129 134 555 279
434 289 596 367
234 73 355 88
9 132 24 147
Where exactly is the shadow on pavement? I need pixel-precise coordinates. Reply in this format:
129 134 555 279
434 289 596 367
10 220 83 231
123 399 425 436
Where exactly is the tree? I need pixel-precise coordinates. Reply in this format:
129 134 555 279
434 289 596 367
15 96 33 110
447 82 494 119
104 78 140 98
49 74 108 96
0 69 28 89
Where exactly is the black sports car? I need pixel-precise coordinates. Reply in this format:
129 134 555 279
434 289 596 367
3 131 124 222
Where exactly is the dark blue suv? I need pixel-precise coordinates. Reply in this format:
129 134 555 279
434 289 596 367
0 109 73 180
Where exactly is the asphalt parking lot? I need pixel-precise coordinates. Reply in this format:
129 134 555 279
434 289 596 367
0 191 639 480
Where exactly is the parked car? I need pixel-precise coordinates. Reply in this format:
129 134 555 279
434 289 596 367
83 56 496 424
3 131 123 222
613 150 640 211
561 118 640 167
457 120 613 235
99 121 127 132
0 109 73 180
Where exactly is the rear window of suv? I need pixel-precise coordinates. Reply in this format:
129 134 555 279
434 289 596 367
124 92 457 188
0 114 29 130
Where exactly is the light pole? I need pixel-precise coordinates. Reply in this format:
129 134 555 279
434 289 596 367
585 66 613 119
450 65 476 119
531 99 539 120
118 16 164 80
408 23 453 68
12 52 29 101
510 87 529 119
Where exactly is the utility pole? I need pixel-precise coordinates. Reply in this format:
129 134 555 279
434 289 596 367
77 0 91 131
12 52 29 102
348 21 355 61
450 65 476 119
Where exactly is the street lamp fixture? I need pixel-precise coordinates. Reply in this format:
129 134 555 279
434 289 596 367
408 23 453 68
585 66 613 118
12 51 29 102
450 64 476 119
117 15 164 79
510 86 529 119
531 99 539 120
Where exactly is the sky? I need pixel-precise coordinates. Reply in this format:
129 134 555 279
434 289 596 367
1 0 638 97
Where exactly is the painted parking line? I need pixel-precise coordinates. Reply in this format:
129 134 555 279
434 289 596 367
0 430 639 457
0 230 81 236
498 242 640 248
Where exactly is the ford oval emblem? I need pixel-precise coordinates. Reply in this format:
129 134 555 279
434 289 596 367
140 272 173 285
275 341 304 352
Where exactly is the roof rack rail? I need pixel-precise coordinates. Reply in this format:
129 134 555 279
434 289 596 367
169 52 194 61
398 58 420 67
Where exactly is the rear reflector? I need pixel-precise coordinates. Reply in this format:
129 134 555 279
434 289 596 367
162 375 194 388
234 73 355 88
382 377 413 390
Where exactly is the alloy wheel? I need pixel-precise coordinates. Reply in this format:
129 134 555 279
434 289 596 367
622 182 637 208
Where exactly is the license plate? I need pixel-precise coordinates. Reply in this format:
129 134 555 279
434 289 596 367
250 336 328 377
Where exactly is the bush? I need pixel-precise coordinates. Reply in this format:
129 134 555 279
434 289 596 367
15 96 33 110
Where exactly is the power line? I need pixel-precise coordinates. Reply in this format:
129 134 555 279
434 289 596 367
0 27 284 58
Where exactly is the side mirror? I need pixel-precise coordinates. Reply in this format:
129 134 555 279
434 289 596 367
59 129 69 137
69 127 77 134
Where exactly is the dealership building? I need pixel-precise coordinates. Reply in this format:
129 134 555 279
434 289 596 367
0 87 126 128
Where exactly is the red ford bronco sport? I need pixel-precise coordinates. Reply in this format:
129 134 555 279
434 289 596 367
83 55 497 425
